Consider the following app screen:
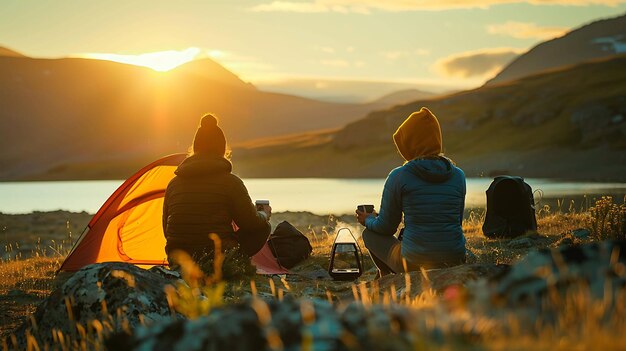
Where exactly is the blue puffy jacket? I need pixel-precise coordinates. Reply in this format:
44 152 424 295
364 156 466 263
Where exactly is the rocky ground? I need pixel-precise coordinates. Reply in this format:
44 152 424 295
0 209 624 349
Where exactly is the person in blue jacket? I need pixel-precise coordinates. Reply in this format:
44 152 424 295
356 107 466 277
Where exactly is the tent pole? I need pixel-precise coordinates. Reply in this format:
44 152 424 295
55 225 89 275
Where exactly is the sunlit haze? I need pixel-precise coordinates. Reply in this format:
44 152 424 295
2 1 626 96
81 47 202 72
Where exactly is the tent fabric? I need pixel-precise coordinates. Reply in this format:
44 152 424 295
60 154 188 271
59 153 290 275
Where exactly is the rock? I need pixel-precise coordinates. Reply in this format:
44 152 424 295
507 237 534 249
14 262 182 348
107 300 267 350
101 239 624 350
489 240 626 307
148 265 182 281
572 228 591 239
106 297 430 351
107 297 342 350
105 263 508 350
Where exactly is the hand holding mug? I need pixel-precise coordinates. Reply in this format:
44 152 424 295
355 204 376 226
255 200 272 220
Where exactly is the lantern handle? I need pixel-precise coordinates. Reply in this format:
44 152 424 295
334 227 364 257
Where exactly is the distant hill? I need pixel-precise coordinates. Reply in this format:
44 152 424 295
233 56 626 181
487 13 626 85
255 78 452 104
170 58 255 90
0 46 26 58
369 89 438 107
0 55 376 180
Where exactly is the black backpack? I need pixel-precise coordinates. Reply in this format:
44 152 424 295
268 221 313 269
482 176 537 238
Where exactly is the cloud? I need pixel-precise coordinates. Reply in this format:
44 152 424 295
487 21 569 39
249 0 623 13
435 47 524 78
380 49 431 61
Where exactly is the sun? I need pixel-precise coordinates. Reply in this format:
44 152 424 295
82 47 202 72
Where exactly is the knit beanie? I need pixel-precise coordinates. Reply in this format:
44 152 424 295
192 114 226 156
393 107 443 161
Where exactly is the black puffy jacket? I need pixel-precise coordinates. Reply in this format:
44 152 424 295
162 154 270 256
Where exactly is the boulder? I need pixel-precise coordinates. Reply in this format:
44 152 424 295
13 262 182 348
104 263 508 350
106 297 437 351
489 240 626 307
107 297 338 350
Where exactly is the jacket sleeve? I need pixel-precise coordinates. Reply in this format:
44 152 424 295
365 168 403 236
230 177 271 234
459 168 466 226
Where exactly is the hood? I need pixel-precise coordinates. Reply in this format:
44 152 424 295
406 157 453 183
175 154 232 177
393 107 442 161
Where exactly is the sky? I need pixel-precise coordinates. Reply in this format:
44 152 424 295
1 0 625 98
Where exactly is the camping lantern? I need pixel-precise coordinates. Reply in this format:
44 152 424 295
328 228 363 281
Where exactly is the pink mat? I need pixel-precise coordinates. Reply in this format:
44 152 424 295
251 242 290 274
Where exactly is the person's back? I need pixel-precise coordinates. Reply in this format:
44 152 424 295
165 155 254 254
163 115 271 265
387 157 465 265
357 107 466 276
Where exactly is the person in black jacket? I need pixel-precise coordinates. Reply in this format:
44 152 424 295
163 114 271 269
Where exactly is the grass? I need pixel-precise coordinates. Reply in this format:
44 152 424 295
0 197 623 350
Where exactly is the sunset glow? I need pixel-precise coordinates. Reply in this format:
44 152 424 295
82 47 202 71
3 1 626 94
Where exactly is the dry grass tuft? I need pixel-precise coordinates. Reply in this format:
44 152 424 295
587 196 626 240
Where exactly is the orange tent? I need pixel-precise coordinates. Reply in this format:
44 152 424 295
59 153 289 275
59 154 187 271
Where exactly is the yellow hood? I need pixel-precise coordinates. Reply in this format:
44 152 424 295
393 107 442 161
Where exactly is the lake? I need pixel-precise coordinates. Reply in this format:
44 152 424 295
0 179 625 215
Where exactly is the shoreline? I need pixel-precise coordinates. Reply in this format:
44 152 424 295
1 192 624 217
2 176 626 183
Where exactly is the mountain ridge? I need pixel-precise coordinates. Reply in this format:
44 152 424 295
231 55 626 181
0 46 26 58
0 54 377 180
487 13 626 85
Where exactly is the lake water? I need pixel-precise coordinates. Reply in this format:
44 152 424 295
0 178 625 215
